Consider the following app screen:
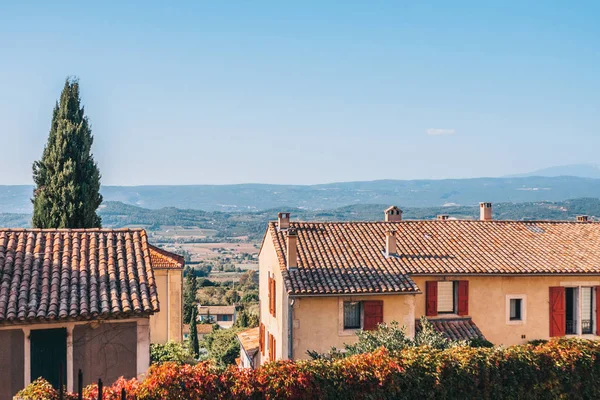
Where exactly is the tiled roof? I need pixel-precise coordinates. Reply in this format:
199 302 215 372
198 305 236 315
237 327 260 360
416 317 486 341
0 229 161 325
183 323 214 335
269 220 600 295
148 245 185 269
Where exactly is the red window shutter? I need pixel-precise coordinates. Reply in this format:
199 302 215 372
596 287 600 336
426 281 438 316
549 287 566 337
272 279 276 316
363 300 383 331
273 338 276 360
268 277 272 314
457 281 469 316
259 324 264 354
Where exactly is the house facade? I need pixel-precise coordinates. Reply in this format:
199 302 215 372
148 245 184 343
236 327 259 369
257 206 600 365
0 228 181 399
198 305 236 328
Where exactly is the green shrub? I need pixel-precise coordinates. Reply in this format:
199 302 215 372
150 341 196 364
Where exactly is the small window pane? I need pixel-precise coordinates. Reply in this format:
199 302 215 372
582 287 593 334
510 299 522 321
344 302 361 329
438 281 455 313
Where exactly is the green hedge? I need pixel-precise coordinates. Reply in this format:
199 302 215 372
17 338 600 399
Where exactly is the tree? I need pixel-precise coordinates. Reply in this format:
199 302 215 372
201 327 241 367
183 272 198 323
32 77 103 228
189 307 200 358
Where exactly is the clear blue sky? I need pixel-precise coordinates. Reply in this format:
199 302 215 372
1 1 598 185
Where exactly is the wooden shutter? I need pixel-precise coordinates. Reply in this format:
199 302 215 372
426 281 438 316
259 324 264 354
549 287 566 337
457 281 469 316
596 287 600 336
363 300 384 331
268 277 273 315
272 279 276 316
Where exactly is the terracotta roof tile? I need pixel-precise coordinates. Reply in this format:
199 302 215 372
149 244 185 269
0 229 164 325
269 220 600 295
198 305 236 315
415 317 486 341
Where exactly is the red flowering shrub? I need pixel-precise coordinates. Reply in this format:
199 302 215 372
15 339 600 400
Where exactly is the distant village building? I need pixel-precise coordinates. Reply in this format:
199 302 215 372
198 305 236 328
0 229 182 399
236 327 259 369
148 246 184 343
256 207 600 366
183 323 213 342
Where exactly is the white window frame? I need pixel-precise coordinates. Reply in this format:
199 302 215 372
505 294 527 325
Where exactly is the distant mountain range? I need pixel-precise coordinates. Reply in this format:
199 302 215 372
3 175 600 213
2 198 600 240
507 164 600 179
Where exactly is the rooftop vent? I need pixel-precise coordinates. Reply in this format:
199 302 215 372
437 215 450 221
577 215 589 223
278 212 290 230
385 206 403 222
480 202 493 221
385 230 397 257
287 227 298 269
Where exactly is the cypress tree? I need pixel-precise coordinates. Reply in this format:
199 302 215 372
32 78 103 228
189 306 200 358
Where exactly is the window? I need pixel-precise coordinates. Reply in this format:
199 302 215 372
268 275 276 317
217 314 233 322
550 286 597 337
437 281 456 313
510 299 522 321
341 300 383 332
343 302 362 329
426 281 469 317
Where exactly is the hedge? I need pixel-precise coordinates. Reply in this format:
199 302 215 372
17 338 600 400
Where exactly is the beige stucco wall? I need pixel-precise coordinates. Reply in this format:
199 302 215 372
291 294 416 359
412 275 600 346
258 229 289 365
150 269 183 344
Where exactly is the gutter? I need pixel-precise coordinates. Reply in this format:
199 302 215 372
288 298 295 360
288 291 422 298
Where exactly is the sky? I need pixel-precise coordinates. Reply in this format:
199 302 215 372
0 1 599 186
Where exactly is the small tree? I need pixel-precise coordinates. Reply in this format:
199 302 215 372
183 273 198 323
32 77 103 228
189 307 200 358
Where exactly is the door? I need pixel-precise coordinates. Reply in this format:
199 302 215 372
30 328 67 389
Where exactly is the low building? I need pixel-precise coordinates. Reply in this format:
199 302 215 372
0 228 181 399
236 327 259 369
257 207 600 365
148 245 184 343
183 323 214 341
198 305 236 328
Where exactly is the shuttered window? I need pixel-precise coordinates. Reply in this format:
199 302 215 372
259 324 265 355
268 276 276 317
438 281 455 313
457 281 469 316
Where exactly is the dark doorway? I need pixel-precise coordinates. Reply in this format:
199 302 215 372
30 328 67 389
565 288 576 334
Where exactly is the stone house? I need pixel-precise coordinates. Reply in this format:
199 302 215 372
0 228 182 399
257 206 600 365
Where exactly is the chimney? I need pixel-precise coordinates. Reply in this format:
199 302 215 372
384 206 403 222
385 230 397 257
286 228 298 269
437 215 450 221
577 215 589 223
278 212 290 230
479 202 493 221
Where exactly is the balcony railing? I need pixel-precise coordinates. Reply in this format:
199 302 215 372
566 320 577 335
582 319 593 334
